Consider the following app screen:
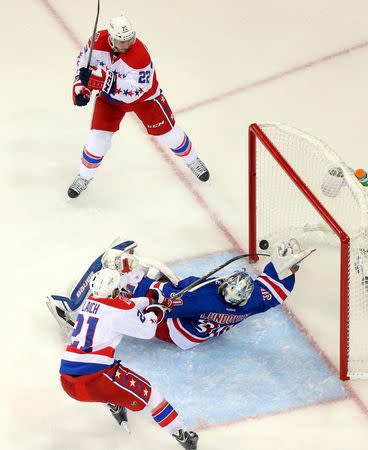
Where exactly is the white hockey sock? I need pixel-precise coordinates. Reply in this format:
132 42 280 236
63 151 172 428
156 124 198 165
79 130 114 180
151 399 186 434
147 387 187 434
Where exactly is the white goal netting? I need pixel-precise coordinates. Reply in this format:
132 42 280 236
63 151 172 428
250 123 368 379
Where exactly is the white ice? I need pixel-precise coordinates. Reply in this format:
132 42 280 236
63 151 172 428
1 1 368 449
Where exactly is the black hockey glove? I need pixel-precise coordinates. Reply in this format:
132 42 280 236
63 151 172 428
79 67 92 87
72 79 91 107
75 93 90 106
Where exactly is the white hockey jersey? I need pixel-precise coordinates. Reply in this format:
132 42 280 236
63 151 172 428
60 294 154 376
76 30 161 104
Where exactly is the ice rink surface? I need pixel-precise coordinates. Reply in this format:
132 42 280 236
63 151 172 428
2 1 368 449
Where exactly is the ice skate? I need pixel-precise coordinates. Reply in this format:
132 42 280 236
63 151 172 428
108 403 130 433
67 175 91 198
172 429 199 450
187 157 210 182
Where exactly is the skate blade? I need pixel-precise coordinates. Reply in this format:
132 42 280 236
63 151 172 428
121 421 130 434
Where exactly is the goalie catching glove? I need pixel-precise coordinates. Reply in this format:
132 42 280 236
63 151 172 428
271 238 316 279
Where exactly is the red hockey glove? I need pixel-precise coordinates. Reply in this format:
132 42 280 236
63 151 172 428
145 291 174 311
79 66 117 94
144 304 166 325
72 81 91 106
159 297 174 311
146 289 160 304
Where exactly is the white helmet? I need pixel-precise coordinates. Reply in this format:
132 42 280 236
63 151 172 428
90 268 121 298
218 270 254 306
108 14 136 43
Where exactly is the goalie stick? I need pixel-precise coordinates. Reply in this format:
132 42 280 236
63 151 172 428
167 252 270 301
51 252 269 329
86 0 101 69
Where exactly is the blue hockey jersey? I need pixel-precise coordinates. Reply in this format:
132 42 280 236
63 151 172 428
133 262 295 349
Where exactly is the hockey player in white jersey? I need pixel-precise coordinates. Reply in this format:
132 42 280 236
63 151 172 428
59 268 198 450
68 12 209 198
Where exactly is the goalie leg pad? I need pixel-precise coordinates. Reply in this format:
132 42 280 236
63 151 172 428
46 295 76 338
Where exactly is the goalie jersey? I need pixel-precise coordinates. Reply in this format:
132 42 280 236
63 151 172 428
133 262 295 350
60 294 154 375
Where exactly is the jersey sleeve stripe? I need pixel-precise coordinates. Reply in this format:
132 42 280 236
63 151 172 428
257 274 290 303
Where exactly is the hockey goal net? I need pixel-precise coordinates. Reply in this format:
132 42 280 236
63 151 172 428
248 123 368 380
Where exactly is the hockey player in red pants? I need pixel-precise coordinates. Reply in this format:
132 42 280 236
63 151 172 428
68 13 209 198
59 268 198 450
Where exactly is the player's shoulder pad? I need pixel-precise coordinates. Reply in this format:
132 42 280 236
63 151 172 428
88 29 110 51
123 38 152 69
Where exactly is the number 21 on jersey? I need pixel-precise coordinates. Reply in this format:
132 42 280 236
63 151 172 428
71 314 99 352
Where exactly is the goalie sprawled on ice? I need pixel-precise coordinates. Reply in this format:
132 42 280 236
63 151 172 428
47 239 315 350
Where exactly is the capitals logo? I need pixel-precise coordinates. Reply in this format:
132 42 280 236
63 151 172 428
260 287 272 301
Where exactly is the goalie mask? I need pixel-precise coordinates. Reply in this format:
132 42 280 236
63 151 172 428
102 249 137 273
219 270 254 306
90 268 121 298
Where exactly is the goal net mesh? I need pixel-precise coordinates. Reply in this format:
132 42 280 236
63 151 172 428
250 123 368 379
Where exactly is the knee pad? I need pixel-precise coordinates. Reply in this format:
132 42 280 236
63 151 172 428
156 124 185 149
146 384 165 411
85 130 114 156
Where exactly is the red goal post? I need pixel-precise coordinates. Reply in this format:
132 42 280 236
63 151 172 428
248 122 368 380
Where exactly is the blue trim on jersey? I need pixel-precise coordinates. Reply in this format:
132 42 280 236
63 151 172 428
59 359 113 376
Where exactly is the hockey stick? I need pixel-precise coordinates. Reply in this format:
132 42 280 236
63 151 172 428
86 0 101 69
167 252 270 301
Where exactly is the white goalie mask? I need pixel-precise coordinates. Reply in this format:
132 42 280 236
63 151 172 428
108 14 136 52
90 268 121 298
219 270 254 307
